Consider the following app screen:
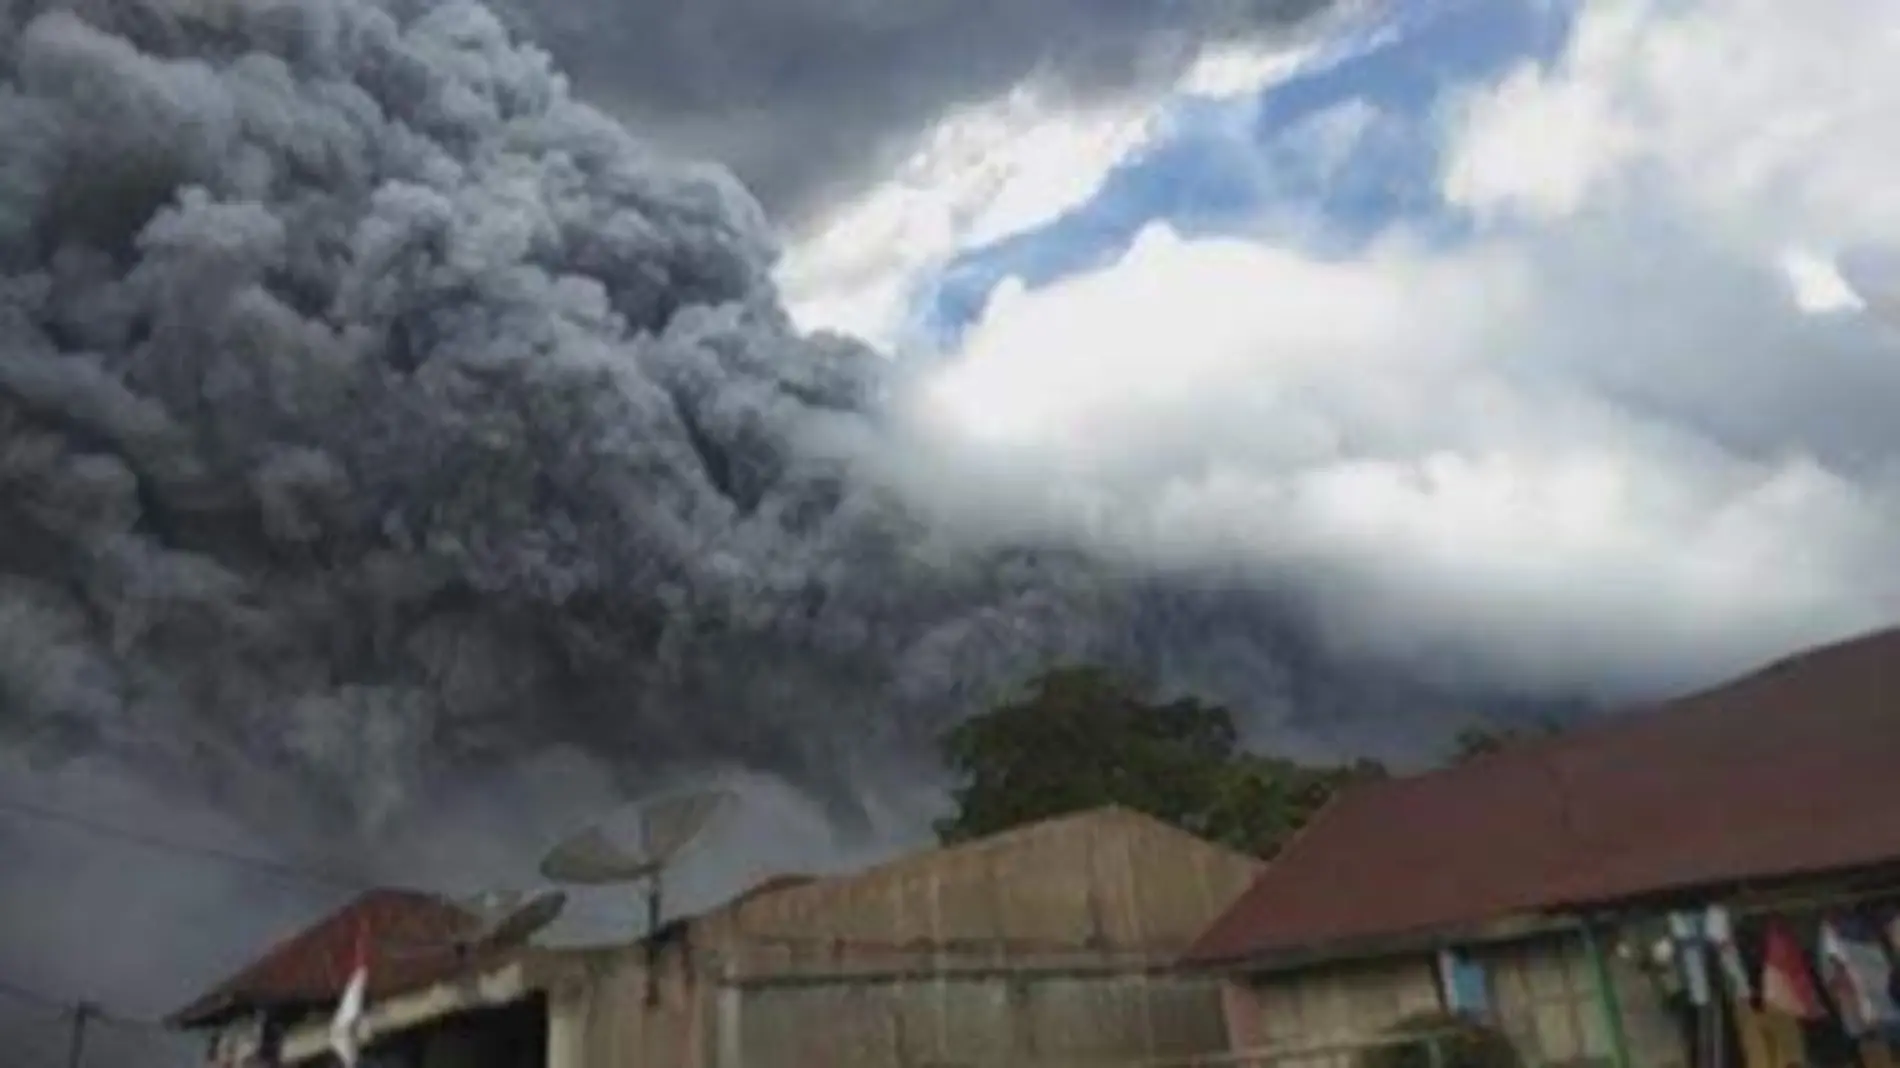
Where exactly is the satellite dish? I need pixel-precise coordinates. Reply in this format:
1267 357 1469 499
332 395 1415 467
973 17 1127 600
468 889 567 952
538 827 660 885
537 788 733 888
638 789 731 869
381 890 568 960
537 788 734 1003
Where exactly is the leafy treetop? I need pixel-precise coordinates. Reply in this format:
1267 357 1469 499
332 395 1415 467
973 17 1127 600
933 665 1385 858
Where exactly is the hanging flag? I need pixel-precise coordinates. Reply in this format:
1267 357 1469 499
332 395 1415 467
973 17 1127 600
1705 905 1754 1000
1761 920 1826 1020
1670 911 1714 1007
329 919 371 1067
1819 918 1900 1037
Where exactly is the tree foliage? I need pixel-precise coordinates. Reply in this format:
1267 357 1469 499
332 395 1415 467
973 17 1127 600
1446 717 1569 764
934 665 1385 857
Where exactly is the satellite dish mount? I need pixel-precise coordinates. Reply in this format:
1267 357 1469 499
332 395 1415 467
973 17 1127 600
538 790 732 1005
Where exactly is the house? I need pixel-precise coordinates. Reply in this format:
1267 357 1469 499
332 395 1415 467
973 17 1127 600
1183 627 1900 1068
173 805 1266 1067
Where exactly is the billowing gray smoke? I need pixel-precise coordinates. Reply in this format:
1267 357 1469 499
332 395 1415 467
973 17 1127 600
0 0 1568 860
0 4 1609 1061
0 0 1115 833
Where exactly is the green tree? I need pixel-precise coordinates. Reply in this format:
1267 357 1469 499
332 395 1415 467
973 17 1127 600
934 665 1384 857
1447 718 1569 764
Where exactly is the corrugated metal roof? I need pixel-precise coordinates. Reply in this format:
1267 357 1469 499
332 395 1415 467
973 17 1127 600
1186 627 1900 967
170 888 481 1028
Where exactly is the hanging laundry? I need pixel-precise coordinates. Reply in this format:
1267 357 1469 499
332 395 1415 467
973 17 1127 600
1762 919 1828 1020
1438 947 1492 1017
1760 1006 1814 1068
1707 904 1755 1001
1818 918 1900 1037
1671 910 1715 1007
1730 1000 1781 1068
1647 934 1688 1001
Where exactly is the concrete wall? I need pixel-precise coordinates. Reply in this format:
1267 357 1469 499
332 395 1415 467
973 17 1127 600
707 806 1265 970
723 971 1232 1068
1220 933 1688 1068
551 807 1266 1068
554 944 1241 1068
1475 934 1684 1068
549 947 715 1068
1222 956 1443 1068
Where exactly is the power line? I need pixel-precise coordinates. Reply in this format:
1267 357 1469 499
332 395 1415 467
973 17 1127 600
0 794 365 892
0 793 645 917
0 977 72 1014
0 982 160 1030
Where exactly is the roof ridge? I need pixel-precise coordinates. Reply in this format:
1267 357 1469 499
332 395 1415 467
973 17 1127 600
1178 624 1900 968
170 886 473 1028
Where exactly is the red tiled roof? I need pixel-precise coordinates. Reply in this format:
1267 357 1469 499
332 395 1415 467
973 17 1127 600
170 888 480 1028
1186 627 1900 967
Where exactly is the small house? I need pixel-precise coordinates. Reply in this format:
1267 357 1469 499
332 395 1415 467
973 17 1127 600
1183 628 1900 1068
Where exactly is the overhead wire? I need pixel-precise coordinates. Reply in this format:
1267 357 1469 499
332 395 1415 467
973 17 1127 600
0 785 685 1040
0 792 367 1041
0 790 649 923
0 793 365 892
0 979 165 1031
0 977 74 1015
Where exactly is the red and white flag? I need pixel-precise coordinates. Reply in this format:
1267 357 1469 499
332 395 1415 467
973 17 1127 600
328 920 371 1066
1760 920 1826 1020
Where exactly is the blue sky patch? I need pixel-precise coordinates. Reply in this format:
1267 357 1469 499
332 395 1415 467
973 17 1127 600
908 0 1578 350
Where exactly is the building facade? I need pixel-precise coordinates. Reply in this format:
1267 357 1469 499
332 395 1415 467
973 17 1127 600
177 805 1266 1068
1186 628 1900 1068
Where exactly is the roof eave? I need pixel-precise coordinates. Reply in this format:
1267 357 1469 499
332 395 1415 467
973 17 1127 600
1180 910 1587 976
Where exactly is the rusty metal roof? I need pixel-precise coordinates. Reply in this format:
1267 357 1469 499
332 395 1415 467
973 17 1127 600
1185 627 1900 968
169 888 480 1029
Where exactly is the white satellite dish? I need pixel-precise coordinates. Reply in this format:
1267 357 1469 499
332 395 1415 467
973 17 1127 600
381 889 568 960
538 788 733 892
460 889 568 952
538 827 661 885
537 788 734 1004
638 789 731 870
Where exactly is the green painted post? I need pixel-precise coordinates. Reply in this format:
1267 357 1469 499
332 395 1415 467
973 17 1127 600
1581 921 1635 1068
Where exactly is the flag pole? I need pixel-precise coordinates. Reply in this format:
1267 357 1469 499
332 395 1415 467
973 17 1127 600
65 1002 93 1068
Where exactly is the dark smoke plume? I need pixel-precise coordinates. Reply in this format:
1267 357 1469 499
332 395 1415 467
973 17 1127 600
0 4 1600 1063
0 0 1564 857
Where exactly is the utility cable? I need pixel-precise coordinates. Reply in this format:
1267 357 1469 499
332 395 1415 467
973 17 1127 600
0 793 368 892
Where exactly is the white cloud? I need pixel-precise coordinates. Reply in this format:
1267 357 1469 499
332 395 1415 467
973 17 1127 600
1444 0 1900 249
773 84 1164 348
1441 61 1636 222
771 86 1155 349
772 32 1343 350
1781 250 1865 315
897 0 1900 694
